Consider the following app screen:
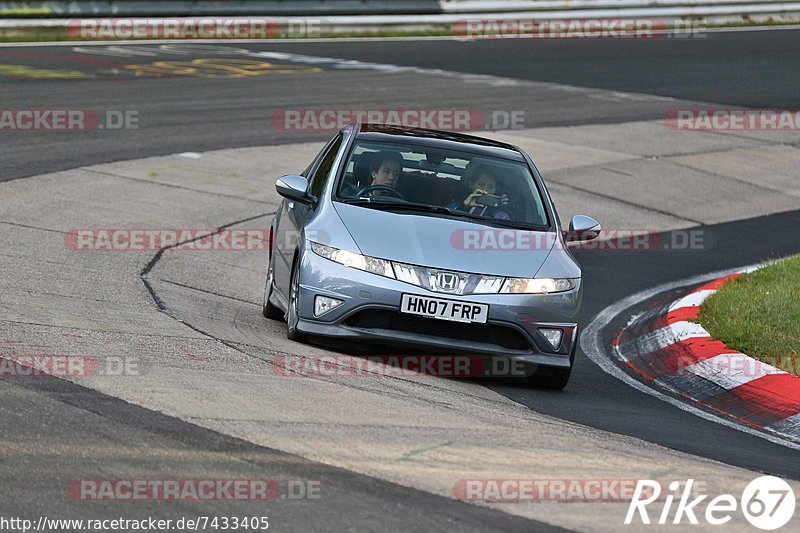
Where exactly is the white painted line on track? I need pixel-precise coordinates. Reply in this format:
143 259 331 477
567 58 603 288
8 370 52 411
770 413 800 434
686 352 787 389
662 320 711 343
580 262 800 451
668 289 716 311
617 320 709 358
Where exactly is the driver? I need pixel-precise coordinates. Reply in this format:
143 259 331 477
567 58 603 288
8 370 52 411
366 151 403 191
341 150 404 198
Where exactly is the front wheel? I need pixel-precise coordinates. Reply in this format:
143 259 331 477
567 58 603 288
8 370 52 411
525 341 576 390
286 259 307 342
262 257 283 320
526 365 572 390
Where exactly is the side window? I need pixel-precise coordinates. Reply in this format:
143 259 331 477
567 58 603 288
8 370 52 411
302 138 332 177
307 133 343 198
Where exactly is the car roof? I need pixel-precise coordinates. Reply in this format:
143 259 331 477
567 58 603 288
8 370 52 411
353 123 527 162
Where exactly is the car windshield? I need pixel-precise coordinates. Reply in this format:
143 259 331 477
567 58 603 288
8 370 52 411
335 140 549 228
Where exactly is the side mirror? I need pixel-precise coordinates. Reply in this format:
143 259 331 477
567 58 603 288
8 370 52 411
276 175 315 206
565 215 601 242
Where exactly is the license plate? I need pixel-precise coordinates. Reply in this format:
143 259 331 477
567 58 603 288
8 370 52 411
400 294 489 324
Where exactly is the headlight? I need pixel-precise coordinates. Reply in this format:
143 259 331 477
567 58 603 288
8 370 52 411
472 276 504 294
310 242 395 279
500 277 577 294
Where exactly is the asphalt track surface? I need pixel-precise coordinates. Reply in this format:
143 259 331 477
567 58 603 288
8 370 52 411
1 370 559 531
2 28 800 182
1 29 800 529
500 210 800 478
254 28 800 108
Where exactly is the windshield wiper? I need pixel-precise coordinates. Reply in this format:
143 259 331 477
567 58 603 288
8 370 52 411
449 210 547 231
340 199 547 230
341 199 453 215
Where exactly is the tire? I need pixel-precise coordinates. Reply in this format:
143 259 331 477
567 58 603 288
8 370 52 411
525 340 576 390
286 258 307 342
262 256 283 320
526 365 572 390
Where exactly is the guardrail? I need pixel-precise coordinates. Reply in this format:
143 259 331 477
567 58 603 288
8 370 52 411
3 1 440 16
443 0 800 12
2 0 799 17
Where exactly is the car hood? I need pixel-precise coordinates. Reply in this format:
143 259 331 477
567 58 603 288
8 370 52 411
333 202 556 278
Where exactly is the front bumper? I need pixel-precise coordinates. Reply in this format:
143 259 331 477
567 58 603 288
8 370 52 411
295 249 582 369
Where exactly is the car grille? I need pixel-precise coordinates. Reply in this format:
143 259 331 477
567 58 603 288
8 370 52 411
345 310 530 351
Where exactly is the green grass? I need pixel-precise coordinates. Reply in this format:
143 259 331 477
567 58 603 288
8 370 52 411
698 255 800 375
0 32 69 42
0 28 455 43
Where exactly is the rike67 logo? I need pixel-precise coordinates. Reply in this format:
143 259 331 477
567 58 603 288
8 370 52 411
626 476 795 530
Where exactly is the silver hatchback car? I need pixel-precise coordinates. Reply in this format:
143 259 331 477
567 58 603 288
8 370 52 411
263 124 600 389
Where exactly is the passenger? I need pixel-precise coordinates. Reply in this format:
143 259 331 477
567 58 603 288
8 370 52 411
448 163 510 219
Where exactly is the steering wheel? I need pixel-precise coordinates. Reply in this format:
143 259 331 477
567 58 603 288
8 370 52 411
356 184 405 200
